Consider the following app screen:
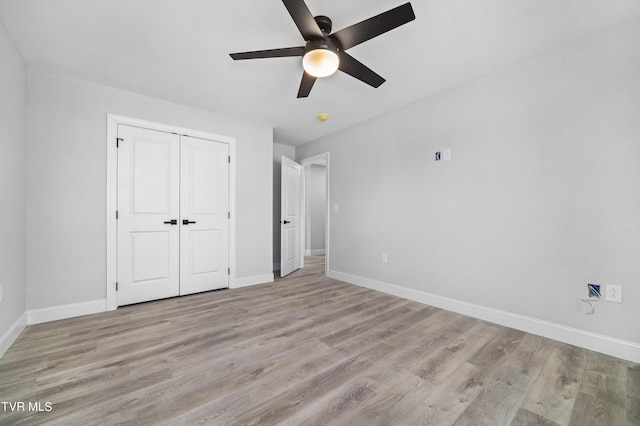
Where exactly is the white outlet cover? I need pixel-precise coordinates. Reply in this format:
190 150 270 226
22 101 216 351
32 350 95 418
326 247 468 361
606 284 622 303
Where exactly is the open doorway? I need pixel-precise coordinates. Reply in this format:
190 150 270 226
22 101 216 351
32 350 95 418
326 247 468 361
304 163 326 256
300 153 330 276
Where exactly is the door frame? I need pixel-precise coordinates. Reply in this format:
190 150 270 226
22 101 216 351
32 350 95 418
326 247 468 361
299 152 330 276
106 114 236 311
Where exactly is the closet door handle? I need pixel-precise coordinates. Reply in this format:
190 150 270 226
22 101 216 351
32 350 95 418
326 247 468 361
182 219 196 225
164 219 177 225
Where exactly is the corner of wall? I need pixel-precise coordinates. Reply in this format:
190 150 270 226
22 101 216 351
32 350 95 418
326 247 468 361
0 313 27 358
0 17 28 358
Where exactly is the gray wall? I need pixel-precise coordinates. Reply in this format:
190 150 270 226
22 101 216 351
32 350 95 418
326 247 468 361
0 21 27 345
297 19 640 344
26 69 273 310
273 143 296 269
305 164 326 253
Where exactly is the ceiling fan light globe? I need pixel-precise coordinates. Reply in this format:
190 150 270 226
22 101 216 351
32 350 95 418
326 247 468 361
302 49 340 78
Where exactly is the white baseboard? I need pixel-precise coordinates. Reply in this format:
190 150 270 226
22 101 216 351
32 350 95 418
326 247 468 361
328 269 640 364
27 299 107 325
231 273 274 289
0 312 27 358
22 274 276 325
307 249 325 256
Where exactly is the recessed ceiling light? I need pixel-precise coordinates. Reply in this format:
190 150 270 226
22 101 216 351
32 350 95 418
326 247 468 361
317 113 329 122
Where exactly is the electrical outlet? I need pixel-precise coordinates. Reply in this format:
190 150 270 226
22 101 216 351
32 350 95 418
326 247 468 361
605 284 622 303
381 253 388 264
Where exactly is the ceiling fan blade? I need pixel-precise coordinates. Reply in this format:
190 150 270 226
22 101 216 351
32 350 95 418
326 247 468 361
230 46 305 60
338 52 385 88
297 71 317 98
282 0 324 40
330 2 415 50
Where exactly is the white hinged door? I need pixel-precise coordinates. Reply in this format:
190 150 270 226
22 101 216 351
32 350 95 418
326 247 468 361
117 125 180 305
280 156 304 277
179 136 229 295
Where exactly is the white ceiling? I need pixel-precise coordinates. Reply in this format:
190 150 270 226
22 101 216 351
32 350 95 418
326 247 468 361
1 0 639 146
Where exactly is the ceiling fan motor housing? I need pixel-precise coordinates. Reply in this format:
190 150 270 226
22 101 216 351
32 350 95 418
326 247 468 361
314 15 332 35
304 38 339 55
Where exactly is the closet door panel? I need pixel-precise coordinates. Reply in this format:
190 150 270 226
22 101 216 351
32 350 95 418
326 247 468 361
117 125 180 306
180 136 230 295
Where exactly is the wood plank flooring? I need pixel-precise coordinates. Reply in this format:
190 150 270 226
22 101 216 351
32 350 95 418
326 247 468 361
1 256 638 425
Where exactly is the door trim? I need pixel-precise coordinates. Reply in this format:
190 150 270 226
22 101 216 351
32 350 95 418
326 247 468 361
299 152 330 277
106 114 236 311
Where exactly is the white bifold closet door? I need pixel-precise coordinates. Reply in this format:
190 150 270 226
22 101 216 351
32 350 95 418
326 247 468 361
117 125 229 306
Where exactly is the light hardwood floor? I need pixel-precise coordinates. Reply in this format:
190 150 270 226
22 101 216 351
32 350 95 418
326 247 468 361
1 256 638 425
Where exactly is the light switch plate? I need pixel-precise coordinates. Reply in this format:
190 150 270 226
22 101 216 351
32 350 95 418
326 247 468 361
605 284 622 303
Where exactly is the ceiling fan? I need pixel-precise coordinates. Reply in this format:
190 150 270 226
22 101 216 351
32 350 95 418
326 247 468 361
229 0 416 98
